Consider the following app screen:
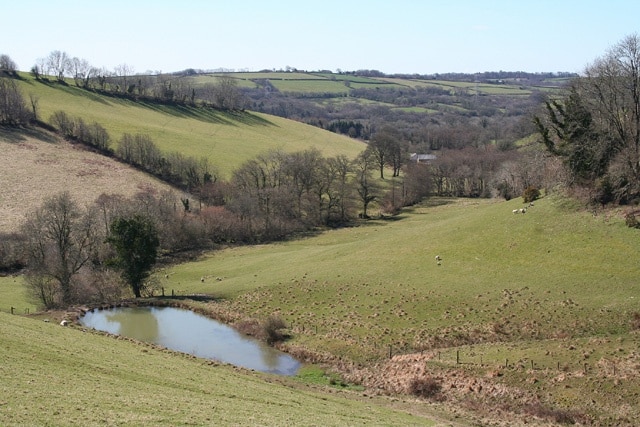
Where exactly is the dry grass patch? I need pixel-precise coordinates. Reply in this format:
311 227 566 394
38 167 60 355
0 128 180 233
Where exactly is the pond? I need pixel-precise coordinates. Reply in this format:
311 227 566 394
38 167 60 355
79 306 301 376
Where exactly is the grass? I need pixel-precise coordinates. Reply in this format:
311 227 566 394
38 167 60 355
5 193 640 424
160 195 640 347
0 129 178 233
15 74 365 178
150 195 640 423
0 311 436 426
0 275 35 315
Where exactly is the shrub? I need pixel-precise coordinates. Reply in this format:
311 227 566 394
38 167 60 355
49 110 75 137
522 186 540 203
631 312 640 330
263 315 287 345
624 212 640 229
524 403 583 425
407 377 441 399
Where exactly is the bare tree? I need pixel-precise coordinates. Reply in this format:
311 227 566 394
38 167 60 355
0 54 17 74
113 63 134 93
353 150 379 218
0 78 31 125
22 192 98 307
29 93 39 121
536 33 640 202
46 50 71 82
70 57 95 87
204 75 243 110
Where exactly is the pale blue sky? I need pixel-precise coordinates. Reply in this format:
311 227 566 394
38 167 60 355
2 0 638 74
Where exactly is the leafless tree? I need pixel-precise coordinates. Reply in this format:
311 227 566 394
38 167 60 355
113 63 134 93
353 150 379 218
0 78 31 125
536 33 640 202
21 192 99 307
46 50 71 82
0 54 17 73
202 75 243 110
29 93 39 121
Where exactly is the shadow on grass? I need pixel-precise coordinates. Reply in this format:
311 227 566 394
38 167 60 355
0 125 58 144
37 79 112 106
135 102 277 128
401 197 458 214
32 79 277 128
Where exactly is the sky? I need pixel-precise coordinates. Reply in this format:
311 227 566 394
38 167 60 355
2 0 639 75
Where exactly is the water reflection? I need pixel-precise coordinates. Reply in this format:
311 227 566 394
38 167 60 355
80 306 301 376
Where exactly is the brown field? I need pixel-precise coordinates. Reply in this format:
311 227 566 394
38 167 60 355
0 127 181 233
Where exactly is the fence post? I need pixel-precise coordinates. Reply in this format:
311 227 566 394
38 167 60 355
11 306 14 315
389 345 392 359
456 350 460 364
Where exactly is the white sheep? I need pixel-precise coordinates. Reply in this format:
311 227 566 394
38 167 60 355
60 319 69 326
512 209 519 214
435 255 441 261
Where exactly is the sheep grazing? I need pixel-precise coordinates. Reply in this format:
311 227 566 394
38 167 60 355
60 319 69 326
435 255 441 261
200 277 205 283
512 209 519 214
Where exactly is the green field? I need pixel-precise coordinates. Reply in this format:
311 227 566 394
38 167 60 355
4 193 640 424
151 195 640 423
15 74 365 178
160 195 640 351
0 311 439 426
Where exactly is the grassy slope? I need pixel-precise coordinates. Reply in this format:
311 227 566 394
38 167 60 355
15 75 365 178
155 195 640 422
0 312 436 426
162 195 640 348
4 194 639 423
0 128 181 233
0 275 35 315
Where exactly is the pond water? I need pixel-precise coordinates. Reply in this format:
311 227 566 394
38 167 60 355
79 306 301 376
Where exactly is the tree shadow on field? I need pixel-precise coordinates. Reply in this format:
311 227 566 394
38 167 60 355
403 197 457 214
135 102 277 128
35 80 112 106
0 126 58 144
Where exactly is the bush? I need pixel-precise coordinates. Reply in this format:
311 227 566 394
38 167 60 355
263 315 287 345
524 403 583 425
631 312 640 330
407 377 441 399
522 186 540 203
624 212 640 229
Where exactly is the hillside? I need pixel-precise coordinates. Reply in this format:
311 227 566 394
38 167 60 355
14 74 366 178
0 311 441 426
155 196 640 425
4 194 639 425
0 127 181 233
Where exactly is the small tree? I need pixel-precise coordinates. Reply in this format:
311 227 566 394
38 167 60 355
107 215 159 298
353 150 379 218
22 192 97 307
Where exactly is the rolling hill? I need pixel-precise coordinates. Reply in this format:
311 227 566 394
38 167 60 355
13 73 366 178
3 71 640 426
